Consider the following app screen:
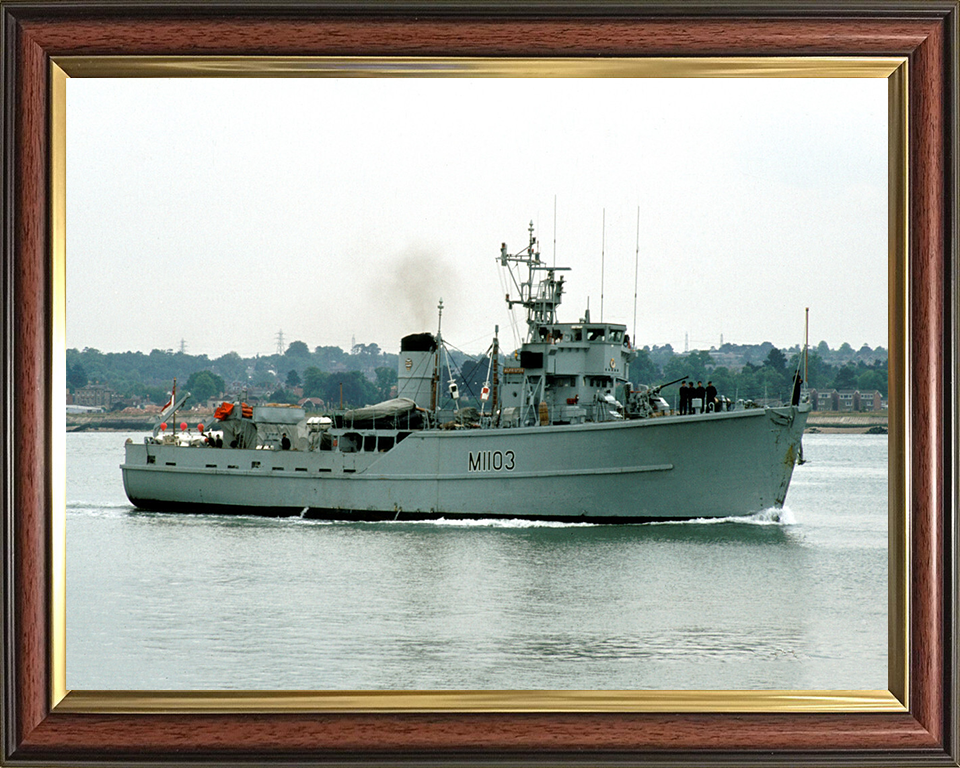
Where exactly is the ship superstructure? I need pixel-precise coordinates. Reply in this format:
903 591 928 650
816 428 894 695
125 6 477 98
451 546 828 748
496 222 634 426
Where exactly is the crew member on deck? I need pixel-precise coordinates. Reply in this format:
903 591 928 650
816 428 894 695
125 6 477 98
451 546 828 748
281 433 291 450
678 381 689 414
705 381 718 413
694 381 706 413
791 373 804 406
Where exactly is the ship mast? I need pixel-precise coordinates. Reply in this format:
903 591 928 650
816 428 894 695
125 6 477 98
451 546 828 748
633 205 640 345
600 208 605 322
431 298 443 419
492 326 499 424
499 221 569 341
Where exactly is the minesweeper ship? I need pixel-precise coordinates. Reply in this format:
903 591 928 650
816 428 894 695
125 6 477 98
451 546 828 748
122 223 810 522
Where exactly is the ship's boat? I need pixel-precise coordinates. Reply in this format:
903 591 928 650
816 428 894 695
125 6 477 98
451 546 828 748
122 223 809 522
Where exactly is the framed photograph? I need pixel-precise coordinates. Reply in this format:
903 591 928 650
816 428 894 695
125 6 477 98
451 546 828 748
2 3 957 766
63 65 894 696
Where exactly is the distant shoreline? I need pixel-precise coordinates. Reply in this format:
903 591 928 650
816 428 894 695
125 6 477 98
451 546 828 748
66 409 888 434
805 411 888 434
67 410 212 433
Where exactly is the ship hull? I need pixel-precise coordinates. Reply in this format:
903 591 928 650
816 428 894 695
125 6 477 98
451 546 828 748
121 405 809 522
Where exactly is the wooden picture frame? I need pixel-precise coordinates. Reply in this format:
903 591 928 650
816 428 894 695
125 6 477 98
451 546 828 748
2 2 957 765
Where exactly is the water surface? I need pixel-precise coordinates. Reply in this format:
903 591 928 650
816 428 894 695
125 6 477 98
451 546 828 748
67 432 887 690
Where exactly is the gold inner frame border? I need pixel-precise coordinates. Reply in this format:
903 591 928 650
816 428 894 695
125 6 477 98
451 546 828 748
49 55 909 715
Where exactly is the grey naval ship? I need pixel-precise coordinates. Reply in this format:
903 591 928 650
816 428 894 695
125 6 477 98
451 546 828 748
122 223 810 523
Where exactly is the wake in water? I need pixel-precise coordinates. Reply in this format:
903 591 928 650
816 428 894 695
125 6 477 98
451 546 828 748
101 504 796 528
648 506 797 527
390 507 798 529
291 508 796 529
67 500 137 516
393 517 598 529
292 516 599 529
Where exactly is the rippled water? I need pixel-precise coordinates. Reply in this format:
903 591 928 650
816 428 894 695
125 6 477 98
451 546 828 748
66 431 887 690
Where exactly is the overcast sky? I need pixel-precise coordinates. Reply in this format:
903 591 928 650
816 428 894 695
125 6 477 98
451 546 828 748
66 76 887 359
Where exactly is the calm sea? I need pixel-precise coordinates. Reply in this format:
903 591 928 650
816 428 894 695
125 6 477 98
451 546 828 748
66 431 887 691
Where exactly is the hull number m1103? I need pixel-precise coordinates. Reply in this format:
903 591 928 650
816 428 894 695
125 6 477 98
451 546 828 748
468 450 516 473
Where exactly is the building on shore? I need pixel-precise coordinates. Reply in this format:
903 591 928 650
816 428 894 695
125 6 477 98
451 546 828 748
810 388 886 412
71 383 115 409
810 388 838 411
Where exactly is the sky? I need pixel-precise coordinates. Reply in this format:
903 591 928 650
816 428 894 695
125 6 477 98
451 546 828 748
66 76 887 359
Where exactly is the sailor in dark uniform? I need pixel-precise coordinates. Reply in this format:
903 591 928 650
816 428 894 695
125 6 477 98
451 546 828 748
791 373 804 406
694 381 706 413
678 381 689 414
705 381 718 412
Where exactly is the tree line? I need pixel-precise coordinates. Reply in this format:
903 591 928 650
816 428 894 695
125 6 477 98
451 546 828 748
630 345 887 406
67 338 887 411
